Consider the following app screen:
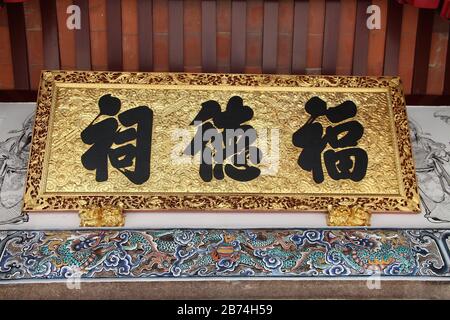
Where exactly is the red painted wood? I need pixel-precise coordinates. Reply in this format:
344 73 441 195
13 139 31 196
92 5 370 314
230 0 246 73
352 0 370 76
138 0 153 71
383 0 403 76
7 2 30 89
201 0 216 72
412 8 434 94
322 0 340 75
291 0 308 74
74 0 92 70
106 0 123 71
40 0 60 70
262 0 278 74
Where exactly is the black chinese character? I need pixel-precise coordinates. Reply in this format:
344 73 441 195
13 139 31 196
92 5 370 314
81 94 153 185
292 96 368 183
184 96 262 182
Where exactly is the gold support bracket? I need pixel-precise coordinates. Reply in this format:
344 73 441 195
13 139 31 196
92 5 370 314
79 205 125 227
327 203 371 227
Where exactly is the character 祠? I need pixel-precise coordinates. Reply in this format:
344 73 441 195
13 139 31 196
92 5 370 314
81 94 153 185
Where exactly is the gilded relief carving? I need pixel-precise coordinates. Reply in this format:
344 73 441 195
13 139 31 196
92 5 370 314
23 71 419 213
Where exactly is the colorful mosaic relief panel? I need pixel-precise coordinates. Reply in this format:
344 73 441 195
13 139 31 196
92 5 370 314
1 229 449 281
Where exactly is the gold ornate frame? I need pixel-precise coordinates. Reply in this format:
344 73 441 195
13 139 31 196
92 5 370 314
23 71 419 213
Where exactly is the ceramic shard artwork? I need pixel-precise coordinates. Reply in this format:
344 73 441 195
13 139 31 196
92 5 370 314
0 105 447 229
0 103 445 228
23 71 419 214
0 104 35 225
0 229 449 281
0 103 450 281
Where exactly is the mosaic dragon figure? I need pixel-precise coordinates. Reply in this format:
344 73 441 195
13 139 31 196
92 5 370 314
0 229 440 280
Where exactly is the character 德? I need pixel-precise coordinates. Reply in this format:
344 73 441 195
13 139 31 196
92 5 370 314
184 96 263 182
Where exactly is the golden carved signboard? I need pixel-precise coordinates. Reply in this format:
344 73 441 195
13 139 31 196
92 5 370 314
24 71 419 215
